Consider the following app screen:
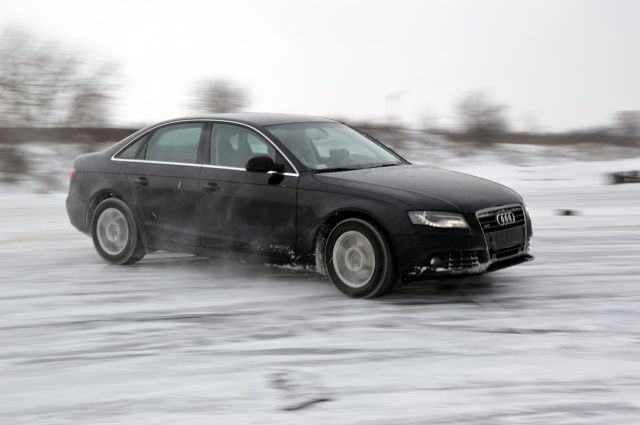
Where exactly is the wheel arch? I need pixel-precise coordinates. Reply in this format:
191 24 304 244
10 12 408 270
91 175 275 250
85 188 128 232
311 208 395 274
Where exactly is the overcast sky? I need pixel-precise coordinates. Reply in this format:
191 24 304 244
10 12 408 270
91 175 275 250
1 0 638 130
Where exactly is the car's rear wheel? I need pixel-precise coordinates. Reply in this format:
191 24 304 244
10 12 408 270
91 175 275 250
91 198 146 264
325 218 396 298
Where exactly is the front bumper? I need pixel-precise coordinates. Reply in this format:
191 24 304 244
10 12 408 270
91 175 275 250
395 206 533 281
402 247 534 282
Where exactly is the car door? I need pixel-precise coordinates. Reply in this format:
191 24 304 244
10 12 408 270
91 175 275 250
199 122 298 258
125 122 204 250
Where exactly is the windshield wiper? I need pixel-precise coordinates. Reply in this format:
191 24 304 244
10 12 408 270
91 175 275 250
312 166 362 174
313 162 403 173
369 162 402 168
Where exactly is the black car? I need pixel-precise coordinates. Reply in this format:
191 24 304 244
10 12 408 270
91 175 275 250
66 113 533 298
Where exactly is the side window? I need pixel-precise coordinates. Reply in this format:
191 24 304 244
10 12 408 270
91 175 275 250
117 135 147 159
144 123 203 164
210 124 277 168
247 132 272 155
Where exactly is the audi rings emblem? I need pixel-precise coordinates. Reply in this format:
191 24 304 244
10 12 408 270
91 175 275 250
496 211 516 226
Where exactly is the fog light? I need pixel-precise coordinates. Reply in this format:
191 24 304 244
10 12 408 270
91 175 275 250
429 256 443 268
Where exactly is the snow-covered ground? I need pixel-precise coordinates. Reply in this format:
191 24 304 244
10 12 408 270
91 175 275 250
1 141 639 424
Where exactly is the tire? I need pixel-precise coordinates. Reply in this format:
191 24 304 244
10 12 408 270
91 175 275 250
325 218 396 298
91 198 146 265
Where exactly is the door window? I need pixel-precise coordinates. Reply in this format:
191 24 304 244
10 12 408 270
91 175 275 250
144 123 203 164
210 123 277 168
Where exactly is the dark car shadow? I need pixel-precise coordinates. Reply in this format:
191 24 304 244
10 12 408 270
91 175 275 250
381 275 502 306
134 252 328 283
132 252 505 304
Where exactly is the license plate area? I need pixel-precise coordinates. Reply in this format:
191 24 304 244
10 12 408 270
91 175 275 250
485 225 526 251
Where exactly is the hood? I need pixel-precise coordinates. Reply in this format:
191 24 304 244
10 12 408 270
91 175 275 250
314 164 522 213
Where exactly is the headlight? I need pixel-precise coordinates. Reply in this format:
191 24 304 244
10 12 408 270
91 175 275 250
408 211 469 229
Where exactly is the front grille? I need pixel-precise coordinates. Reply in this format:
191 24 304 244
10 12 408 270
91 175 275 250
446 251 480 270
490 244 524 260
477 205 526 233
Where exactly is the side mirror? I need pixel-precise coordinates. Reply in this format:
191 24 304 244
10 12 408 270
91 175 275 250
245 155 285 173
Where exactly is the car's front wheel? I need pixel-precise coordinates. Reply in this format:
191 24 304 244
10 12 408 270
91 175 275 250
91 198 146 265
325 218 396 298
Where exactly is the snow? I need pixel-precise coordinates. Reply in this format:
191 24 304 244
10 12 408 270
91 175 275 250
1 141 639 424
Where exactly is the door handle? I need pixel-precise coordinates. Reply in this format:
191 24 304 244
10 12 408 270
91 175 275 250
202 181 219 191
134 176 149 186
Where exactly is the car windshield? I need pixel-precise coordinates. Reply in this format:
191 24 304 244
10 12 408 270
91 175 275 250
265 122 404 172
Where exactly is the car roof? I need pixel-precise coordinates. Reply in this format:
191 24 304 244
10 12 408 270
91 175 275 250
160 112 337 127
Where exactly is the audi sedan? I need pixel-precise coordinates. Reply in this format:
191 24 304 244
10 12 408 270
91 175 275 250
66 113 533 298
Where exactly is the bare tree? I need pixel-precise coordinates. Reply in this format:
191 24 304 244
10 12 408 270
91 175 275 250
456 92 508 138
614 111 640 138
191 79 248 114
0 27 117 127
64 63 118 127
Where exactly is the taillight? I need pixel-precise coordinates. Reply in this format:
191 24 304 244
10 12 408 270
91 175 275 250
70 167 77 182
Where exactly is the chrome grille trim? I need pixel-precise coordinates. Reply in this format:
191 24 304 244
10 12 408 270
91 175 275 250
476 204 526 233
476 203 530 263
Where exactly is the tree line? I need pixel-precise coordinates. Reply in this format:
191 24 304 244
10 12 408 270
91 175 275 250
1 27 638 143
0 28 248 128
450 92 640 141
